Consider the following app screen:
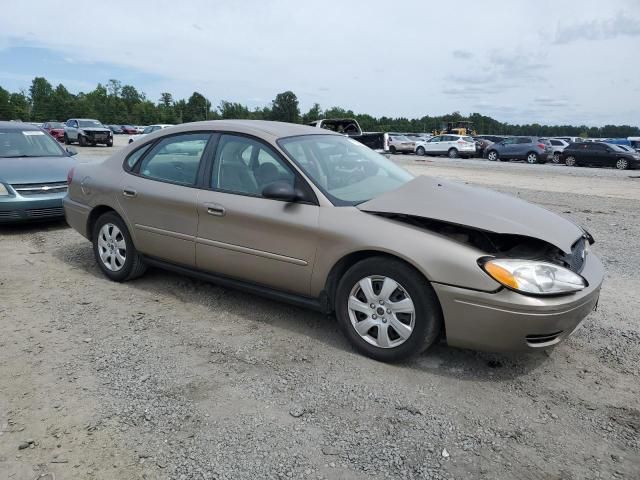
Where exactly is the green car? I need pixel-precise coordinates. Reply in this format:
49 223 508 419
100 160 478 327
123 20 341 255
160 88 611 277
0 122 78 223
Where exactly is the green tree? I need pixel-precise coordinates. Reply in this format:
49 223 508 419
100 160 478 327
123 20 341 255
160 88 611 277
184 92 210 122
301 103 322 124
0 86 12 120
270 91 300 123
29 77 54 121
49 84 76 121
9 91 30 120
219 100 251 119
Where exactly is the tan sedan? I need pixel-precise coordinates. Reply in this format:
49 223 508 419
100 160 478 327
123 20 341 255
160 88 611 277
63 121 603 361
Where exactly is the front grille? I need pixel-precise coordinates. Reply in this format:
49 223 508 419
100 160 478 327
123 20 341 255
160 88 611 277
563 236 587 273
0 210 21 219
26 207 64 218
526 331 564 347
12 182 68 196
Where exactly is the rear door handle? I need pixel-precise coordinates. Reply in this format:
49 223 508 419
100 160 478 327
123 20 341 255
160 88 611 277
205 203 225 216
123 188 137 198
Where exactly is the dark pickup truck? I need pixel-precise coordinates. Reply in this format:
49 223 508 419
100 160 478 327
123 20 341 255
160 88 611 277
308 118 388 152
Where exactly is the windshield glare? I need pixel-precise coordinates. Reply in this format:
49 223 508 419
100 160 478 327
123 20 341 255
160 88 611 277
48 122 64 128
279 135 414 205
0 129 66 158
78 120 104 128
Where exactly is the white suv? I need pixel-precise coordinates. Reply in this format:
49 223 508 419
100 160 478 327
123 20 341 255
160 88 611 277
388 135 416 154
418 134 476 158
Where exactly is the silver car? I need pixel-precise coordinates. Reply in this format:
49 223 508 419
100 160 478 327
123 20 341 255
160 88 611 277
63 120 603 361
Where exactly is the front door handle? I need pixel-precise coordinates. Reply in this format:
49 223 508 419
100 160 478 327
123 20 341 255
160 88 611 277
205 203 226 216
123 188 137 198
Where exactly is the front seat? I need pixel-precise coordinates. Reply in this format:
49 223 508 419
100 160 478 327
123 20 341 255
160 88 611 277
254 162 280 189
218 148 258 195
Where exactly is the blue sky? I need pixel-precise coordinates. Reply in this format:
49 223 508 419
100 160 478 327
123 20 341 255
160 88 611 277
1 0 639 126
0 46 166 97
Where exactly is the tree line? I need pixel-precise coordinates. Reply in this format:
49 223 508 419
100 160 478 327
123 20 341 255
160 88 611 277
0 76 638 138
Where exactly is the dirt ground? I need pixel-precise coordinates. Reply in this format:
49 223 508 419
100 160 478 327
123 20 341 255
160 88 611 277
1 143 639 479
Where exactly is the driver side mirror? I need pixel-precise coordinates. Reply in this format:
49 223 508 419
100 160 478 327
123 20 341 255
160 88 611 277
262 181 298 202
66 146 78 156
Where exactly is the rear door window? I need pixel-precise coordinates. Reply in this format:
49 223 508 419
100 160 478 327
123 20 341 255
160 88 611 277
138 133 211 185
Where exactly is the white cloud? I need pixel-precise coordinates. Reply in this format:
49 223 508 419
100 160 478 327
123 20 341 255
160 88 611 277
0 0 638 126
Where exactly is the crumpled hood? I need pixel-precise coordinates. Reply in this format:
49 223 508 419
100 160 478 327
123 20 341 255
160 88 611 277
358 176 584 253
0 156 76 184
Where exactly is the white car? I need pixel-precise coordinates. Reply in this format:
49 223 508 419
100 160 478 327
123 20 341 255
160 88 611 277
388 135 416 154
548 138 570 163
418 134 476 158
128 124 174 144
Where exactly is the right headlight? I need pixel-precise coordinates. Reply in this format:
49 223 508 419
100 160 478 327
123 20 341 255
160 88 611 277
0 183 9 196
479 258 586 296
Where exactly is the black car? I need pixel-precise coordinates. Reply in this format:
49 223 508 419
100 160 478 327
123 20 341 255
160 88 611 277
108 125 124 134
561 142 640 170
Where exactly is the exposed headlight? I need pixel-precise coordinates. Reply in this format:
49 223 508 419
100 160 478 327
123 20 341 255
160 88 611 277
0 183 9 196
480 258 586 296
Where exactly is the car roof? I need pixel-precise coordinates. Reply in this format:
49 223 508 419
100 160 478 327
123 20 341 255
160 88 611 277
0 121 41 130
168 120 341 139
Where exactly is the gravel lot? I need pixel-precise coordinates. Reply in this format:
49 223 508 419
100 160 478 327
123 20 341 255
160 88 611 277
1 138 639 479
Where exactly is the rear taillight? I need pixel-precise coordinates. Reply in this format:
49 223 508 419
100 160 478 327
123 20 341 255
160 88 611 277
67 167 75 185
538 143 545 149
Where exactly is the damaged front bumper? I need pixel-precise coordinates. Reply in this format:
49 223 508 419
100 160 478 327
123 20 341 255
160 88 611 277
433 251 604 352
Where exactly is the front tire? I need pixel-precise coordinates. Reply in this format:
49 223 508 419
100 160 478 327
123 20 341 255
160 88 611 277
552 152 561 163
64 134 71 145
487 150 498 161
92 212 147 282
526 152 539 164
79 135 87 147
335 257 442 362
416 146 425 156
448 148 458 159
389 146 397 154
565 156 577 167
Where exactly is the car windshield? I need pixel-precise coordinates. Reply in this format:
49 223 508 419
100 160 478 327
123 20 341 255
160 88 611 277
142 126 155 134
0 129 65 158
78 120 104 128
279 134 414 206
48 122 64 128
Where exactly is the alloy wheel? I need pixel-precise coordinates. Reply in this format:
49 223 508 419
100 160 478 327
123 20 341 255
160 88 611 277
97 223 127 272
526 153 538 164
565 156 576 166
347 275 415 349
487 151 498 161
552 153 560 163
616 158 629 170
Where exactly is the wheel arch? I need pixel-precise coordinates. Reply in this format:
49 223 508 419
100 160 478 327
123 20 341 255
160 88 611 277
87 205 119 240
323 249 435 313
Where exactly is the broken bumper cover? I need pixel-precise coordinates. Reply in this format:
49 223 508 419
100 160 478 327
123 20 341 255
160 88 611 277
433 252 604 352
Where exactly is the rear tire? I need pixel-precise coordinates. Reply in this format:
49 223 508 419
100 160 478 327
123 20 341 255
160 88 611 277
565 156 577 167
552 152 561 163
416 146 425 156
64 134 71 145
92 212 147 282
335 257 442 362
389 146 397 154
616 158 629 170
448 148 458 159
